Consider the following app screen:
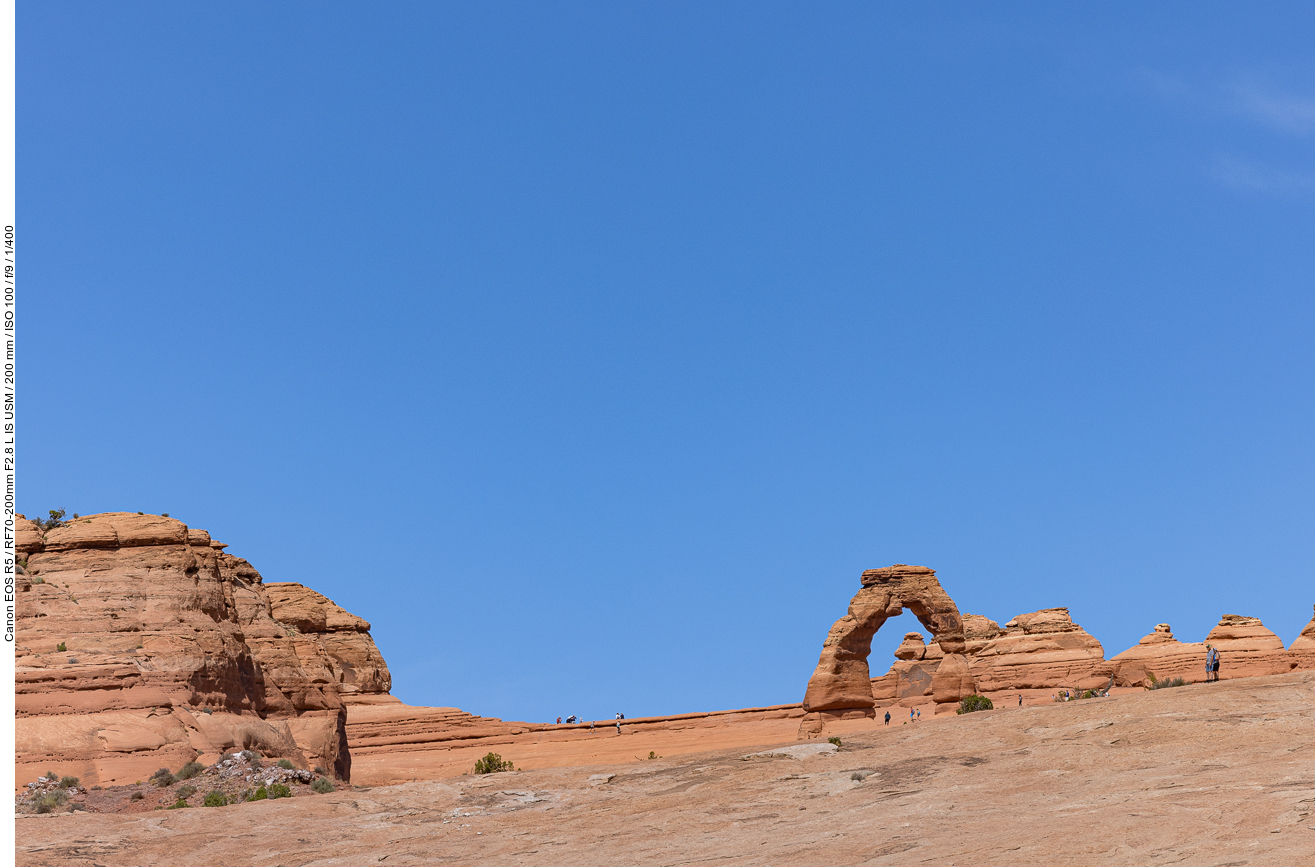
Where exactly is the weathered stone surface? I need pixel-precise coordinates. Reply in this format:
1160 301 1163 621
1203 615 1295 679
961 613 1003 654
265 583 392 696
22 672 1315 866
968 608 1108 693
13 512 385 785
1107 615 1297 687
799 565 968 736
930 653 976 709
1291 606 1315 669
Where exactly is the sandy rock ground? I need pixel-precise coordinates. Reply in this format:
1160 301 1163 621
18 671 1315 866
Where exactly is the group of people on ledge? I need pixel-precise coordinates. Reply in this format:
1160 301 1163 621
551 712 627 734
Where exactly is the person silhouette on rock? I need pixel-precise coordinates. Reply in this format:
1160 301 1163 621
884 711 891 726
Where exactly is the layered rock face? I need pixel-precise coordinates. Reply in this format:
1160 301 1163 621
799 565 973 735
968 608 1108 692
869 609 1107 706
1107 616 1297 686
15 512 386 786
1291 607 1315 670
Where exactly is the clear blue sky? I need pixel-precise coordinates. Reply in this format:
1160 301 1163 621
22 4 1315 723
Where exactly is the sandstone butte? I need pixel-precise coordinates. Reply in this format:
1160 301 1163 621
17 521 1315 788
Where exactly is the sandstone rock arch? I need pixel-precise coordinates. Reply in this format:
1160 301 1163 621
798 564 972 736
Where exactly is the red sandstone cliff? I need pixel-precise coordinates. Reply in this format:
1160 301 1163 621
15 512 389 787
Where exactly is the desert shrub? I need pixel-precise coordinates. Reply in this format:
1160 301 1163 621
166 798 189 809
56 642 67 652
310 777 334 794
1147 675 1186 690
277 759 295 770
249 786 268 801
176 784 197 800
268 783 292 799
313 766 326 775
203 791 229 807
957 695 994 714
59 776 79 789
827 737 842 747
30 576 43 584
36 791 68 813
473 752 515 774
130 792 144 802
175 761 204 780
45 769 58 781
151 770 176 787
36 509 67 531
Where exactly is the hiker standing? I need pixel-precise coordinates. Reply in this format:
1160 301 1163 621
1205 646 1216 682
884 711 891 726
1211 647 1221 682
615 711 622 735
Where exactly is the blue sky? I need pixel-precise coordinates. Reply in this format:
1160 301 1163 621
22 4 1315 722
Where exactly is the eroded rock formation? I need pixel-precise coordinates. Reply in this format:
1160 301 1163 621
799 565 973 735
809 563 1315 737
1107 615 1297 686
968 608 1108 693
15 512 387 786
1291 607 1315 670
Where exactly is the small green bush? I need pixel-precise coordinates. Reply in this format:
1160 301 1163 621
130 792 144 802
310 777 334 794
175 761 204 780
203 791 229 807
35 791 68 813
151 771 176 787
176 784 197 800
56 642 67 652
1146 673 1186 690
473 752 516 774
313 766 326 775
249 786 268 801
166 798 189 809
268 783 292 799
45 769 58 781
957 695 994 714
30 576 44 584
827 737 842 747
277 759 295 770
59 776 79 789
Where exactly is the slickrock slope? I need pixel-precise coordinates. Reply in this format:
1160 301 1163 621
20 671 1315 866
344 697 808 785
14 513 387 786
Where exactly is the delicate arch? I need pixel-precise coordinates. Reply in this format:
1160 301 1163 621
798 565 969 736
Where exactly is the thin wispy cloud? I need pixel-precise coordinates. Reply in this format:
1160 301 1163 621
1142 68 1315 195
1211 155 1315 196
1141 68 1315 136
1226 78 1315 136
